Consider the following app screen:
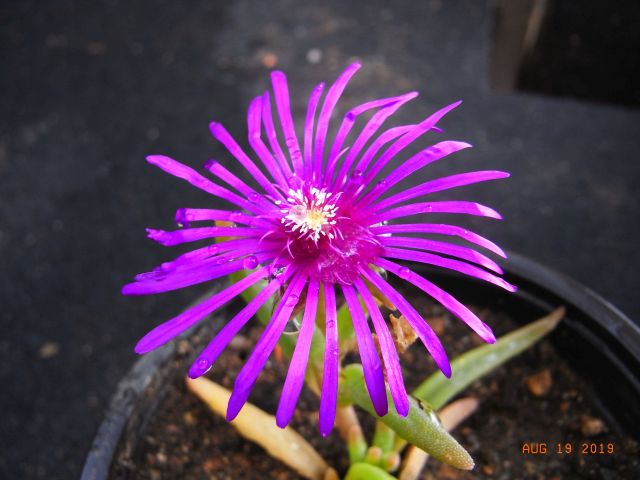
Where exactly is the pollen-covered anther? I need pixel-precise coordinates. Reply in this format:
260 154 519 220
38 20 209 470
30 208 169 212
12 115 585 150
281 186 340 242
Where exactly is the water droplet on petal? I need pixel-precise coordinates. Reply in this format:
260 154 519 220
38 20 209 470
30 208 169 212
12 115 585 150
196 357 212 374
208 245 219 255
331 348 339 357
398 266 411 279
285 294 299 307
230 211 244 222
243 255 259 270
326 320 336 329
215 256 227 265
463 229 469 235
248 192 260 203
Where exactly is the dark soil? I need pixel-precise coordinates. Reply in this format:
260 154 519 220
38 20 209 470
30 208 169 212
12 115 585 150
110 292 639 479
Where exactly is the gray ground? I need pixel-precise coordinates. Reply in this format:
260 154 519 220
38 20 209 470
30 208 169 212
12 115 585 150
1 1 638 478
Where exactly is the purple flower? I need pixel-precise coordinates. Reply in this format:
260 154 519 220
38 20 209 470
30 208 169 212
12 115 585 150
123 63 514 436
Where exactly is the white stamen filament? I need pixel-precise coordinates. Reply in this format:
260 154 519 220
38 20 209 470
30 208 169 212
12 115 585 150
281 187 339 242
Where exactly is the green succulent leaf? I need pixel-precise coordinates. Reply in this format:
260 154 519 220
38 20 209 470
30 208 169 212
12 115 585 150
413 307 564 410
344 462 398 480
339 364 474 470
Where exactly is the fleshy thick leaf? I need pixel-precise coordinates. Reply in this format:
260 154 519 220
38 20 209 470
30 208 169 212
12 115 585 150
413 307 564 410
339 364 474 470
187 377 334 480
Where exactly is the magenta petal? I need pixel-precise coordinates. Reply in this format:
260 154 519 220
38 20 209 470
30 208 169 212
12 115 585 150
226 272 308 421
303 82 325 179
247 95 290 190
312 63 361 182
368 201 503 224
382 246 516 292
370 223 507 258
359 141 472 207
377 258 496 343
144 226 262 247
188 267 295 378
145 155 259 213
360 267 451 377
344 124 415 189
135 267 269 354
324 92 418 186
380 236 503 274
276 278 320 428
271 71 304 175
362 100 463 184
342 284 388 417
371 171 511 212
261 92 293 179
354 278 409 416
204 159 277 208
319 282 338 436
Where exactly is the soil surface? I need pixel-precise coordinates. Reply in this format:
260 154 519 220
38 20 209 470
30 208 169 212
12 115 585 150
110 291 639 479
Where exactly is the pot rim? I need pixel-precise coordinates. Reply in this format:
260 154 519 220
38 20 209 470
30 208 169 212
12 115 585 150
80 251 640 480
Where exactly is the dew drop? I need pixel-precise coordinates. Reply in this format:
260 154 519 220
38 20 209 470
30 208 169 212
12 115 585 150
248 192 260 203
463 229 469 235
398 266 411 279
353 169 363 177
285 294 299 307
196 357 212 374
331 348 339 357
215 256 227 265
326 320 336 329
243 255 259 270
230 211 244 222
207 245 219 255
283 317 301 335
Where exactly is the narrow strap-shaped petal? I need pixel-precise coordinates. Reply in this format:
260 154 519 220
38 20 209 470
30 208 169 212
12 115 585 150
149 238 268 274
370 223 506 258
371 171 511 212
380 236 503 274
134 267 270 354
261 92 294 180
303 82 325 179
247 96 290 190
209 121 281 200
354 278 409 416
145 226 262 247
342 284 388 417
333 94 418 190
359 266 451 377
174 208 274 229
227 271 309 421
362 101 463 185
340 124 414 190
382 246 516 292
367 201 502 224
276 278 320 427
324 92 418 186
319 282 338 436
188 267 295 378
313 63 361 183
376 258 497 343
271 71 304 175
204 159 278 208
146 155 261 213
122 250 277 295
358 141 472 207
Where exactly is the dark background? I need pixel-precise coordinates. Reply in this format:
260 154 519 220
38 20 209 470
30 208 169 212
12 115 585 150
1 0 639 478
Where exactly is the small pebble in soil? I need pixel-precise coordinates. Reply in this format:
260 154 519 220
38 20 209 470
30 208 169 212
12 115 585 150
38 341 60 359
527 369 553 396
580 415 606 436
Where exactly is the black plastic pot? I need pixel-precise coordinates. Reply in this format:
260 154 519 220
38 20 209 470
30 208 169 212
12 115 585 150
80 252 640 480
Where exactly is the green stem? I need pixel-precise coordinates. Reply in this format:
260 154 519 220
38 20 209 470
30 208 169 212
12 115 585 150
344 463 397 480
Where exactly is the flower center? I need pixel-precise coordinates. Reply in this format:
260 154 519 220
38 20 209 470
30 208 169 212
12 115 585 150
280 187 340 242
